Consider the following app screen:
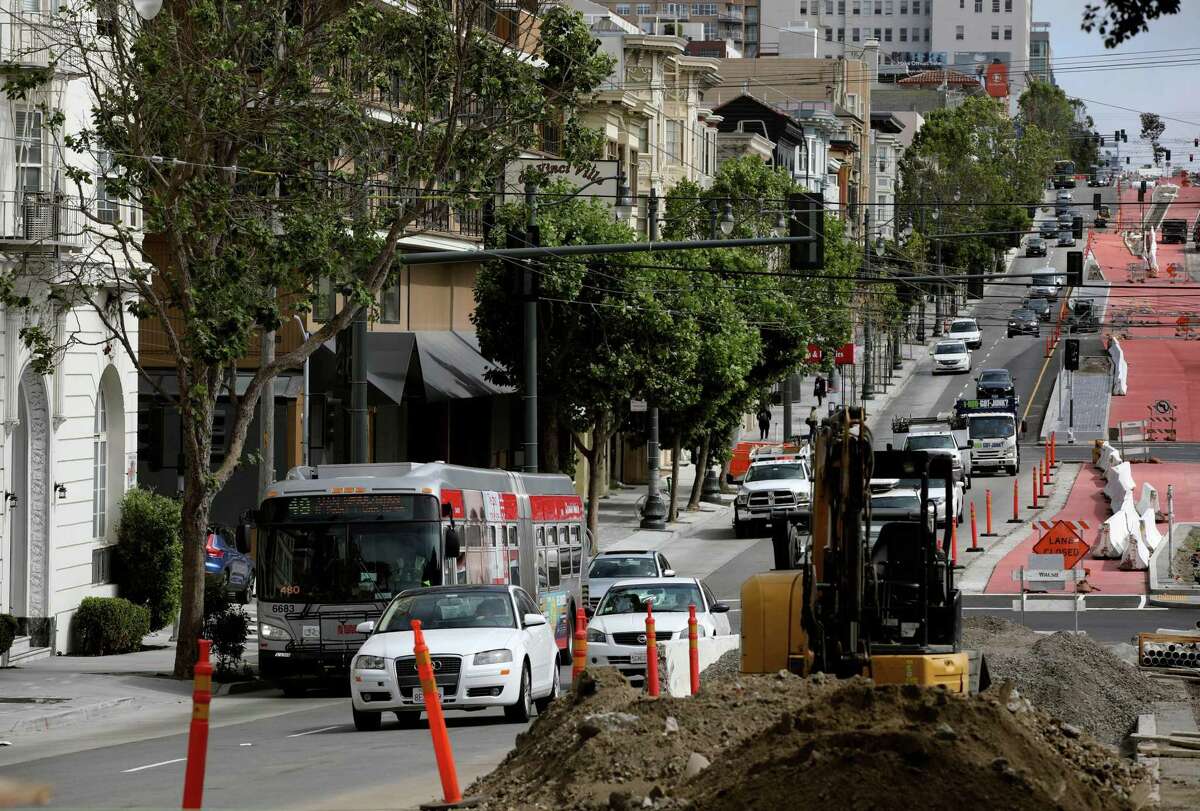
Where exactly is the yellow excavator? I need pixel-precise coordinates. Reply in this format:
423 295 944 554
740 406 987 693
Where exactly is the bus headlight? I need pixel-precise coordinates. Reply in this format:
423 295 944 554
473 649 513 666
354 655 387 671
259 622 292 640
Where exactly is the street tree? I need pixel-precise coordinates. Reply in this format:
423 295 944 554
5 0 612 677
1140 112 1167 165
1017 81 1100 171
1082 1 1181 47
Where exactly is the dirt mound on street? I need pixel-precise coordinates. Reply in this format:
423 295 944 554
467 667 1149 811
963 616 1175 745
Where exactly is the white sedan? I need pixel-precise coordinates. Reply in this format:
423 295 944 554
349 585 559 731
931 339 971 374
586 578 732 679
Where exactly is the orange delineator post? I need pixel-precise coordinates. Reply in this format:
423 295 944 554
1029 466 1040 509
572 607 587 685
645 602 659 697
1050 432 1057 467
983 489 996 536
950 515 958 564
181 640 212 810
411 619 462 806
687 604 700 696
968 502 980 551
1010 479 1021 523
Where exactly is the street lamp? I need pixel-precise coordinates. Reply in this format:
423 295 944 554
133 0 163 20
773 210 788 237
719 202 735 236
615 168 635 220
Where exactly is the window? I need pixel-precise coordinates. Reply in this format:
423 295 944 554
92 547 114 585
991 25 999 39
873 27 881 39
1003 25 1012 40
899 27 906 41
381 281 401 323
974 0 982 11
615 3 630 13
900 1 907 12
799 0 809 13
884 0 893 13
312 276 336 321
959 0 964 6
837 1 845 14
93 393 107 538
924 27 930 41
666 120 682 160
851 0 860 13
691 3 716 14
825 1 833 13
912 0 920 11
837 27 845 41
825 27 832 41
884 27 891 40
874 0 882 12
636 3 650 14
21 0 39 12
955 24 964 40
992 0 999 10
14 110 42 192
852 26 860 40
1005 0 1012 10
96 150 119 224
703 21 716 38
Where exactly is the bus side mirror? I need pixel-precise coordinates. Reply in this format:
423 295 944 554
235 523 252 555
441 502 454 519
445 526 461 560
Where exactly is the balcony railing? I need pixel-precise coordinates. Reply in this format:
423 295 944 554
0 191 83 250
1 15 54 70
718 7 744 21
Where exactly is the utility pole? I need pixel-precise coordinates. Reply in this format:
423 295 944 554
349 295 368 464
701 200 730 503
932 201 943 337
640 188 667 530
523 180 539 473
862 207 874 401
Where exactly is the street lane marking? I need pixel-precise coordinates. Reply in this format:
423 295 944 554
122 758 185 773
287 725 341 738
963 606 1166 612
1022 344 1057 422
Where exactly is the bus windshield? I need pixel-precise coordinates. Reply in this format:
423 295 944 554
969 417 1016 439
260 521 443 604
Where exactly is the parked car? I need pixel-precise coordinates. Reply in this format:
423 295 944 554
1007 308 1040 337
349 585 560 730
931 339 971 375
204 527 254 603
1025 236 1047 257
586 578 732 679
976 368 1015 399
586 551 674 611
947 318 982 350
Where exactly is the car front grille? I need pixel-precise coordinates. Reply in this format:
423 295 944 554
612 631 675 646
395 655 462 702
747 490 803 509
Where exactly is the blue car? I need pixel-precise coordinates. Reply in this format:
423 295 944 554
204 528 255 604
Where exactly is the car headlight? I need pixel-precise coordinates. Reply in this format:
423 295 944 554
473 649 513 666
587 628 607 643
736 490 749 505
354 655 386 671
795 490 810 503
259 623 292 640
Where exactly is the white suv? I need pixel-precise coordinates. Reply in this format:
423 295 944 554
734 458 812 538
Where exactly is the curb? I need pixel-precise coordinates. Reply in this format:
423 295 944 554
2 696 136 735
214 678 274 696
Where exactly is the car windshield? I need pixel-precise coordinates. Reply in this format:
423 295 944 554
950 322 976 333
1011 309 1035 319
969 416 1016 439
260 521 442 604
589 557 658 579
980 372 1010 385
935 342 966 355
1032 274 1056 286
906 434 955 451
598 584 704 615
376 591 516 632
872 494 921 510
745 463 806 482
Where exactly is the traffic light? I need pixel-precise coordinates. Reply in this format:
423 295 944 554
1194 138 1198 148
1122 129 1128 143
1139 180 1147 201
789 192 825 271
1093 193 1101 211
1166 149 1172 162
1067 251 1083 286
1126 156 1131 164
1072 215 1083 239
1065 339 1080 372
1115 130 1121 142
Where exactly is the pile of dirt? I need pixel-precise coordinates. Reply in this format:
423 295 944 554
467 667 1149 810
964 616 1174 745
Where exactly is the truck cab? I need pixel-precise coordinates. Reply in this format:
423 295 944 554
901 431 966 485
955 398 1021 476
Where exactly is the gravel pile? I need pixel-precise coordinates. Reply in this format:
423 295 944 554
965 616 1173 745
699 648 740 687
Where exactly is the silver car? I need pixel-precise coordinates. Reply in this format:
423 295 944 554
586 551 674 611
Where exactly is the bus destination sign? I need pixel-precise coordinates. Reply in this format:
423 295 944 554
282 493 433 521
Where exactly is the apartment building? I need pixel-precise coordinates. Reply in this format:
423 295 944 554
594 1 761 56
760 0 934 60
929 0 1031 102
1029 20 1054 84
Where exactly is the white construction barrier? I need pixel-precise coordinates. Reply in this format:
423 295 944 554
1135 482 1160 517
1098 445 1122 473
1109 337 1128 396
1120 528 1152 570
1095 506 1137 559
1094 442 1112 470
661 634 740 698
1140 508 1165 553
1103 462 1137 508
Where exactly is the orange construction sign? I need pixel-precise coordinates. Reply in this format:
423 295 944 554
1032 520 1091 570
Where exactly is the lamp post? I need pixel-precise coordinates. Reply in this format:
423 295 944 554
522 179 539 473
932 204 943 337
861 207 874 401
700 200 732 504
640 188 667 530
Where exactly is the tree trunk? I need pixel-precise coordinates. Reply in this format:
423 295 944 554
573 417 610 548
173 403 217 678
543 408 560 473
668 434 682 523
719 424 738 494
687 435 710 512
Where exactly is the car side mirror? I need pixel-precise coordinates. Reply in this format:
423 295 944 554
522 613 547 628
663 569 676 578
711 603 731 614
966 439 975 449
355 620 375 635
444 526 461 560
584 605 595 618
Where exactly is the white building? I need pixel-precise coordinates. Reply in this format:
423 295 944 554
0 2 140 660
761 0 1031 104
869 110 922 240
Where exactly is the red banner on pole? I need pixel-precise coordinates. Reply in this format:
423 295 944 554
834 343 856 365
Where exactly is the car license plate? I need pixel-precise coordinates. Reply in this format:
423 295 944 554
411 687 443 703
629 650 647 665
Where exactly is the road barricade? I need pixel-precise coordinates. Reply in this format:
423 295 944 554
660 636 740 698
1095 505 1139 559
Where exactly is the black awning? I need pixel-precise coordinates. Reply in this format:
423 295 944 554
414 331 509 402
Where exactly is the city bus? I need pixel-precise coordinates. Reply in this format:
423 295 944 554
1053 159 1077 189
251 462 586 692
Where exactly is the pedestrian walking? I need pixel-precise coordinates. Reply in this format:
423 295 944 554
806 407 818 443
813 374 827 407
756 406 772 440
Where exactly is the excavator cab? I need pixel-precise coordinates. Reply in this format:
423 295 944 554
741 408 982 693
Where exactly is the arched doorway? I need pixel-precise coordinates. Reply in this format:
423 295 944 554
9 366 50 619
